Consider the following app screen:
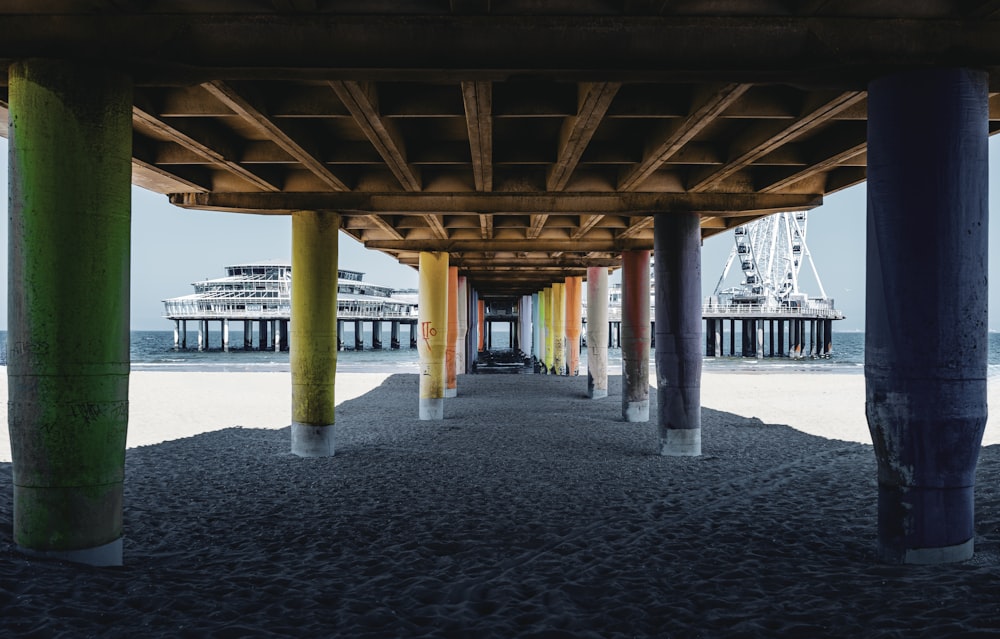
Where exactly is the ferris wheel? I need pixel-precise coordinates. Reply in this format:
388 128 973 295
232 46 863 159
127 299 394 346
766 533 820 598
712 211 828 306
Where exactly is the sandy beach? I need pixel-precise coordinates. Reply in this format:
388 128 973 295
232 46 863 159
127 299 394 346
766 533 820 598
3 370 1000 637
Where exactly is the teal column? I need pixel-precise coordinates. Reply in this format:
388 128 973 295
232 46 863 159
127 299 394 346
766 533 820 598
8 60 132 566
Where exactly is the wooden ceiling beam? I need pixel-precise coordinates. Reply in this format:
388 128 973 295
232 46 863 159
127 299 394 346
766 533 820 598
480 213 494 240
329 80 422 191
362 239 650 252
202 80 349 191
365 214 404 240
171 191 822 215
616 216 654 239
461 80 493 191
133 104 283 192
547 82 621 191
688 90 865 192
425 214 449 240
618 83 751 191
527 214 548 239
571 214 606 239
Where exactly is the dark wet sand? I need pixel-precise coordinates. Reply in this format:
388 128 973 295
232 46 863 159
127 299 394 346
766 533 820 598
2 373 1000 638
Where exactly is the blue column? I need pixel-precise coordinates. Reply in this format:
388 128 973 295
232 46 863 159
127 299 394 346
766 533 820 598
866 68 988 564
654 213 702 456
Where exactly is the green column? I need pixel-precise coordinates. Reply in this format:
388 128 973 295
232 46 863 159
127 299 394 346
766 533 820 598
290 211 340 457
8 60 132 566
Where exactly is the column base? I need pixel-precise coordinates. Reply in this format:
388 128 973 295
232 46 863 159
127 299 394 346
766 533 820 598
444 388 457 398
419 398 444 420
888 539 975 565
589 388 608 399
20 537 122 567
291 422 335 457
876 484 977 564
660 428 701 457
623 400 649 422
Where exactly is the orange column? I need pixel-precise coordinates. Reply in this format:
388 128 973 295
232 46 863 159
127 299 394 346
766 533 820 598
446 266 459 397
565 276 582 376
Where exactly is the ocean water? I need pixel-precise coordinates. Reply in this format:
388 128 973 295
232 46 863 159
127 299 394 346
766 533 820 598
1 329 998 376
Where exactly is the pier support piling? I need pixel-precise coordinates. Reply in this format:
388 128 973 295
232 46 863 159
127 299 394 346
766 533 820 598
418 252 448 419
654 213 702 456
866 68 988 564
587 267 609 398
446 266 459 397
565 277 582 376
7 59 132 565
290 211 340 457
552 282 567 375
457 276 468 374
621 250 651 422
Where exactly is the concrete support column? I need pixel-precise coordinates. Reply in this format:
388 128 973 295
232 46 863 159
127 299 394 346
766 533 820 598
716 319 723 357
537 288 548 372
468 290 479 366
654 213 702 456
552 282 566 375
586 267 609 398
446 266 459 398
173 320 180 349
621 250 651 422
243 320 251 350
866 68 988 564
825 319 833 354
8 60 131 566
418 252 448 420
198 320 205 351
543 287 555 373
565 277 582 376
477 300 485 352
290 211 339 457
354 320 363 350
778 320 785 356
223 319 230 352
372 320 383 350
336 320 344 351
531 292 541 367
182 320 188 349
756 321 764 359
457 276 468 375
390 321 400 349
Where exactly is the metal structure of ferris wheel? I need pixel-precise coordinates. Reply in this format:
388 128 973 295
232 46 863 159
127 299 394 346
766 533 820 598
703 211 844 359
714 211 826 307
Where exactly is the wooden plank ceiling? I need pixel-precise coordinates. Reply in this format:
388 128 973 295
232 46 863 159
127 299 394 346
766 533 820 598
1 2 1000 297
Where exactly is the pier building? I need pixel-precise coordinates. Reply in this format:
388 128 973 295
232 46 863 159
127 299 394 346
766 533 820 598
703 211 845 359
163 264 417 351
3 3 999 566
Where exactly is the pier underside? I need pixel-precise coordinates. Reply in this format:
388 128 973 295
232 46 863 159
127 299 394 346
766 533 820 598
3 3 1000 566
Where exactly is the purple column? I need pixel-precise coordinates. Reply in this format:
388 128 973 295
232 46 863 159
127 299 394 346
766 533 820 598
654 213 702 455
866 68 988 564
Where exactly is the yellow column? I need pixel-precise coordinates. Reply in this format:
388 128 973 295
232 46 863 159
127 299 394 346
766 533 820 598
419 252 449 419
291 211 340 457
536 289 547 371
456 275 468 376
543 287 555 373
552 282 566 375
446 266 459 398
565 276 582 376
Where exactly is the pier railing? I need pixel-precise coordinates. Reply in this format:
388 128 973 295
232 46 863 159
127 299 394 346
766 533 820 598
163 298 417 321
701 303 844 319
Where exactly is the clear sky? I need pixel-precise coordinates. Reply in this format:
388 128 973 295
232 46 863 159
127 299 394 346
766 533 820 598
1 136 999 332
